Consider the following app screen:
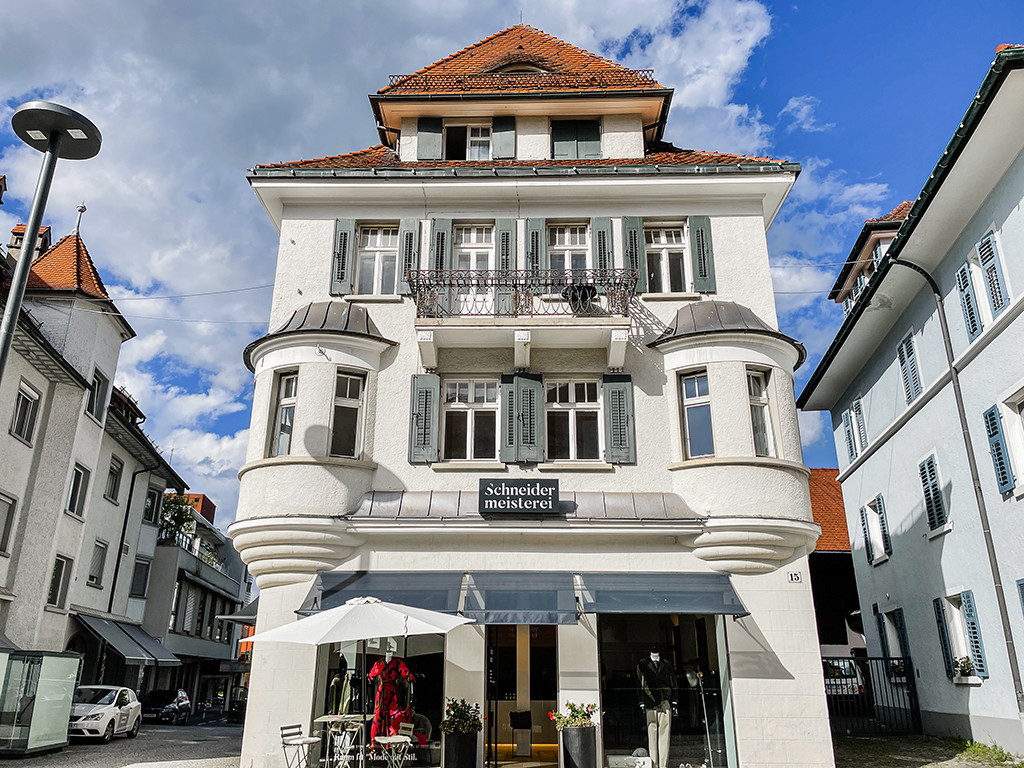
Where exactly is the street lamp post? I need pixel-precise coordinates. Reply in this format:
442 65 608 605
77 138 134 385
0 101 101 382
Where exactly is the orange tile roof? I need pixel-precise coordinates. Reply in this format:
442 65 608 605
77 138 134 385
866 200 912 223
809 468 850 552
26 232 110 300
256 142 786 171
12 224 51 237
379 25 663 95
996 44 1024 54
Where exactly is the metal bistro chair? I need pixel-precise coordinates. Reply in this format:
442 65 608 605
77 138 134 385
281 723 320 768
328 719 363 768
375 721 415 768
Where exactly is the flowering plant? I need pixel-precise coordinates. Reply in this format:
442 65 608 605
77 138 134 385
548 701 599 731
955 655 975 677
439 698 483 734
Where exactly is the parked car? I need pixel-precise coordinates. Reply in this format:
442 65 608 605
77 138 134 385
823 658 867 713
141 688 191 724
227 686 247 724
68 686 142 743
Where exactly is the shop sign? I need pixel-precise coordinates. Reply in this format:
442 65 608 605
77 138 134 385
479 479 559 514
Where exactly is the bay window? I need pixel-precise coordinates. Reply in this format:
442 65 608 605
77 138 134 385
271 371 298 457
680 371 714 458
747 369 774 457
330 372 365 458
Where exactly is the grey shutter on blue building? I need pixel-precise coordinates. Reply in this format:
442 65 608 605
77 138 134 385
933 598 955 678
330 219 356 295
430 219 452 271
876 612 890 658
919 455 947 529
591 217 613 271
977 233 1009 317
983 405 1015 493
875 494 892 556
492 116 516 159
689 216 717 292
397 218 420 294
603 374 636 464
526 219 547 271
408 374 440 463
897 335 923 404
852 398 867 450
859 506 874 563
842 411 858 462
417 117 443 161
892 608 911 658
499 375 516 463
622 217 645 292
515 374 544 462
956 263 983 341
961 590 989 677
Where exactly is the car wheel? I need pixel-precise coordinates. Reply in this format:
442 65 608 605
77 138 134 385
127 717 140 739
101 721 114 744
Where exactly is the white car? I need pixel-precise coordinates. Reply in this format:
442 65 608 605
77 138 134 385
68 685 142 743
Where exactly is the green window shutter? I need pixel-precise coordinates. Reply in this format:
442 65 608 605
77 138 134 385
859 506 873 564
397 218 420 294
622 217 645 292
892 608 911 658
330 219 356 295
591 217 613 271
495 219 516 270
515 374 544 463
689 216 717 292
956 262 983 341
961 590 989 677
933 598 955 678
577 120 601 159
919 455 947 529
492 116 516 159
983 405 1015 493
430 219 452 271
977 233 1009 317
875 494 892 556
897 335 923 404
842 410 858 462
852 398 867 450
417 117 443 161
499 375 516 463
875 612 890 658
408 374 440 463
551 120 577 160
602 374 636 464
526 219 547 271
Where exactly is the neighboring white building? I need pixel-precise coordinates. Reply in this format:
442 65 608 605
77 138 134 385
799 44 1024 751
232 25 830 768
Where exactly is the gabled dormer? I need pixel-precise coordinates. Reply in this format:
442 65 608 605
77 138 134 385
830 201 911 316
369 25 673 162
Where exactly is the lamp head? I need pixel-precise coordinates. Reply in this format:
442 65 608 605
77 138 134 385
12 101 101 160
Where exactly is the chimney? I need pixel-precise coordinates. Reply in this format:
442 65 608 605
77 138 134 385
7 225 52 271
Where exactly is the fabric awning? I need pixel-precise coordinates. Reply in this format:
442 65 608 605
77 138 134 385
577 572 748 616
76 615 153 665
464 572 577 625
302 571 463 616
118 623 181 667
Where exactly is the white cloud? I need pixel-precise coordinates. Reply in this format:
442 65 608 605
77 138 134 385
778 95 835 134
797 410 828 451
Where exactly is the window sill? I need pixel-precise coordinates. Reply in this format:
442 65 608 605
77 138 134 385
667 455 811 477
86 581 103 590
104 496 119 505
537 462 614 472
928 521 954 540
344 295 404 303
432 462 506 472
871 553 890 567
953 675 983 686
641 292 701 302
44 605 67 615
84 410 106 428
238 455 378 478
63 510 85 523
7 430 34 448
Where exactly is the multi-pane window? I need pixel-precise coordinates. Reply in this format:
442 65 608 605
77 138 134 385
144 488 162 523
86 369 110 420
680 371 714 458
545 381 600 461
10 382 40 443
442 380 498 461
87 540 108 587
129 559 150 598
66 464 90 518
645 228 688 293
271 372 298 457
548 225 588 273
0 493 15 553
356 227 399 295
104 456 123 502
47 555 73 608
330 372 365 458
454 226 494 282
747 370 774 457
444 123 491 160
468 126 491 160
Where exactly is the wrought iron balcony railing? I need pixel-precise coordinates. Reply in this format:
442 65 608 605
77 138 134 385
407 268 637 318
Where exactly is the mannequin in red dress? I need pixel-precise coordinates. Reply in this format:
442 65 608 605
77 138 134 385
368 644 415 744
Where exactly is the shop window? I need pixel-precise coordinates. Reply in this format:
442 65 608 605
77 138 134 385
545 380 600 461
87 540 107 587
356 227 400 295
0 493 15 553
330 372 365 459
679 371 714 459
746 369 774 457
934 590 989 678
9 381 40 444
86 368 110 421
47 555 73 608
270 371 298 457
104 456 123 502
66 464 90 518
129 559 150 598
143 487 162 523
442 380 498 461
644 227 688 293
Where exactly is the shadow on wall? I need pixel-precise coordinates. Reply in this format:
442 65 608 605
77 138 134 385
728 616 794 680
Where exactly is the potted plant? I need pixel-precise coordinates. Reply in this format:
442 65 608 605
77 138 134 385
955 655 975 678
549 701 599 768
439 698 481 768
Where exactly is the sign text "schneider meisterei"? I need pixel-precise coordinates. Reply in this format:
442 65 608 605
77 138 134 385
478 479 559 513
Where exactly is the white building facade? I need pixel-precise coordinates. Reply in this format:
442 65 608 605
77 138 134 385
233 26 830 768
799 45 1024 750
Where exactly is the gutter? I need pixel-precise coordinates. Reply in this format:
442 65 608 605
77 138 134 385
107 461 160 614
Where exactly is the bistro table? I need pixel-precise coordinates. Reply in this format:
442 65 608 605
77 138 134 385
313 714 372 768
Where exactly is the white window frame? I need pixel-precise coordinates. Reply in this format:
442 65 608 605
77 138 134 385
543 379 602 462
104 455 124 503
547 224 590 273
47 554 73 608
129 558 151 598
453 225 495 293
87 539 108 588
443 119 492 161
9 380 40 444
747 368 775 458
440 379 499 461
938 592 972 668
270 371 298 457
644 226 689 293
679 369 715 459
356 226 400 295
968 232 1011 326
86 367 110 421
329 371 366 459
66 464 90 518
864 496 889 565
0 492 16 554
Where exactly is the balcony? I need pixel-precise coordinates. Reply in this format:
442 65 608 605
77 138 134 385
158 526 227 574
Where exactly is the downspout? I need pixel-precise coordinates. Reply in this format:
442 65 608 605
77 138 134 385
107 462 159 614
890 256 1024 711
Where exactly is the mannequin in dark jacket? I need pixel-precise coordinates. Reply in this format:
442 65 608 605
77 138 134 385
636 649 676 768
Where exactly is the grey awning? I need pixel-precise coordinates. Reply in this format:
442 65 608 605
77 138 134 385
301 572 462 616
118 623 181 667
76 615 152 665
219 596 258 625
578 573 748 616
464 572 577 625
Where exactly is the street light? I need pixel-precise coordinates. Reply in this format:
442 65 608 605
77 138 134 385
0 101 102 382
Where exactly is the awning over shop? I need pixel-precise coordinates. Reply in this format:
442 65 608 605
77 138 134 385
118 623 181 667
76 615 153 665
577 572 748 616
464 572 577 625
302 572 462 616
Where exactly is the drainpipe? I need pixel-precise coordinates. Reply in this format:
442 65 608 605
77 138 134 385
889 256 1024 711
107 462 159 614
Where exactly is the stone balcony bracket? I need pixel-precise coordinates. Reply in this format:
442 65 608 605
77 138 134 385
679 517 821 575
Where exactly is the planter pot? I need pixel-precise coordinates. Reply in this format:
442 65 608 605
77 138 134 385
561 726 598 768
443 731 478 768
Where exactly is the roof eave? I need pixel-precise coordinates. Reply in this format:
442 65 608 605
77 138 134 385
826 220 904 300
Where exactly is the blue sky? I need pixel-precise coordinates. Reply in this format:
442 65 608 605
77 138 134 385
2 1 1023 525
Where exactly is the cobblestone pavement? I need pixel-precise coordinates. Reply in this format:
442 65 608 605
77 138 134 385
834 735 1023 766
23 721 241 768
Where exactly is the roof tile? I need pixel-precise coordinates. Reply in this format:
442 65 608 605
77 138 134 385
809 468 849 552
26 233 110 300
866 200 912 224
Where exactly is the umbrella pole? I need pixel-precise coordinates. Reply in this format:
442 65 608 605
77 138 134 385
361 639 367 768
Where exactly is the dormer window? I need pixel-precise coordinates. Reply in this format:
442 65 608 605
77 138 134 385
444 121 491 161
551 120 601 160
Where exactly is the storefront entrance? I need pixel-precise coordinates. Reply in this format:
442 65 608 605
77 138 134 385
485 625 558 768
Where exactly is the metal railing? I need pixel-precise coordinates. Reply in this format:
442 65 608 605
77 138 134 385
823 656 921 735
407 268 637 318
387 70 656 91
158 526 227 574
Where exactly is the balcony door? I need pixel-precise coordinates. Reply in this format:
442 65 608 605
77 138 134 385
454 226 495 314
